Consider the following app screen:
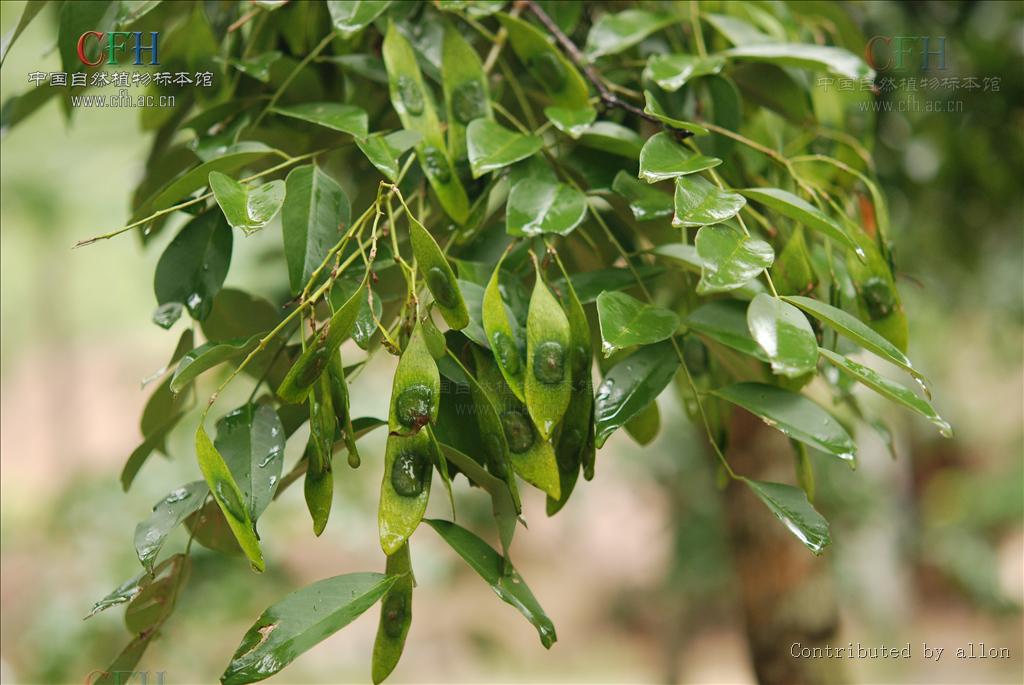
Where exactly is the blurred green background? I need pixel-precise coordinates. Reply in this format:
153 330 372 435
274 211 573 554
1 1 1021 683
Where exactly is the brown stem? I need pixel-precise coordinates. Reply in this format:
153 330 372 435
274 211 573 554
520 0 694 140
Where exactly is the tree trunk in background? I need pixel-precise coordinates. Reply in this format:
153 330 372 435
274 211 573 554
724 409 847 685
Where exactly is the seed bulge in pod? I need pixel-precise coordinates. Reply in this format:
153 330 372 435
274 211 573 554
532 340 565 385
381 593 407 638
491 331 522 375
483 433 507 478
396 75 424 115
426 267 458 308
396 384 433 428
452 80 487 125
860 277 895 320
421 146 452 184
502 409 535 454
529 52 566 91
391 450 427 497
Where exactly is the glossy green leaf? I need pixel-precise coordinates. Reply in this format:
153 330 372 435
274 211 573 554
525 275 572 439
611 171 673 221
506 177 587 237
410 221 469 329
221 573 398 685
282 165 351 293
483 254 526 402
558 265 665 304
712 382 855 462
731 63 813 124
584 9 673 59
441 24 492 163
643 54 725 92
740 187 863 259
673 176 746 227
124 554 189 633
273 102 369 138
744 479 831 554
425 519 557 648
651 243 704 273
544 105 597 139
597 291 680 357
498 13 590 108
819 349 951 437
722 43 873 80
154 210 233 321
229 51 282 83
623 400 660 446
134 481 207 573
467 119 543 178
356 129 421 181
328 0 392 38
208 171 285 234
643 90 710 136
685 299 769 362
86 555 183 620
639 132 721 183
170 334 263 393
195 425 265 572
215 403 285 521
695 224 774 294
784 295 929 392
371 543 413 685
595 341 679 447
578 121 645 159
746 294 818 377
704 13 773 46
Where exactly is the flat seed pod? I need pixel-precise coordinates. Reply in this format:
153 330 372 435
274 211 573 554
304 373 336 536
525 272 572 439
371 543 413 685
327 352 360 469
441 23 492 165
378 429 434 555
410 221 469 330
388 325 441 432
482 252 526 402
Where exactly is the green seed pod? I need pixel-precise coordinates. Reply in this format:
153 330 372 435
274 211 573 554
502 409 535 453
388 324 441 431
371 543 413 685
304 373 335 536
396 75 424 116
525 272 572 439
378 430 434 555
327 352 360 469
441 24 492 163
409 221 469 330
482 251 526 402
497 13 590 109
860 276 896 320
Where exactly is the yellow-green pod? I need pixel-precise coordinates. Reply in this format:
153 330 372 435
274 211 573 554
378 429 434 555
474 347 560 500
441 23 492 165
327 352 360 469
388 324 441 432
304 373 335 536
497 13 591 109
371 542 413 684
525 272 572 439
383 21 469 224
482 251 526 402
410 220 469 330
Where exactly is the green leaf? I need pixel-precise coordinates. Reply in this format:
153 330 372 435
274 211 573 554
1 0 46 66
558 265 665 304
208 171 285 234
730 63 812 125
783 295 929 393
673 176 746 227
595 341 679 447
739 188 864 259
651 243 704 273
746 294 818 378
578 121 645 159
134 482 207 573
695 223 774 294
818 349 951 437
58 0 116 78
467 119 543 178
597 291 680 357
712 382 855 462
611 171 673 221
584 9 673 59
229 51 282 83
639 132 721 183
195 425 265 572
371 543 413 685
544 105 597 139
704 13 773 46
327 0 392 38
425 519 557 648
507 177 587 237
771 227 816 295
273 102 369 138
410 220 469 329
743 479 831 554
87 555 183 620
170 334 263 393
441 23 492 163
215 403 286 521
643 90 710 136
498 13 590 109
355 129 421 181
685 299 768 362
722 43 873 80
643 54 725 92
221 572 399 685
282 165 350 293
154 210 233 321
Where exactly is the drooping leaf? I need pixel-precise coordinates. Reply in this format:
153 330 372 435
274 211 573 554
355 129 421 181
229 51 282 83
506 177 587 237
441 24 492 164
643 90 710 136
221 573 399 685
685 299 768 362
695 224 774 294
739 187 863 259
134 481 207 573
577 121 645 159
673 176 746 227
86 555 183 619
722 43 873 80
584 9 673 59
154 209 233 321
704 13 773 46
743 478 831 554
746 293 818 378
215 403 286 521
425 519 557 648
544 105 597 139
467 119 543 178
208 171 285 234
712 382 855 462
596 291 680 357
282 165 350 293
643 53 725 92
327 0 392 38
611 171 673 221
595 341 679 447
639 132 721 183
498 13 590 109
731 63 813 124
170 334 263 393
273 102 369 138
651 243 704 273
